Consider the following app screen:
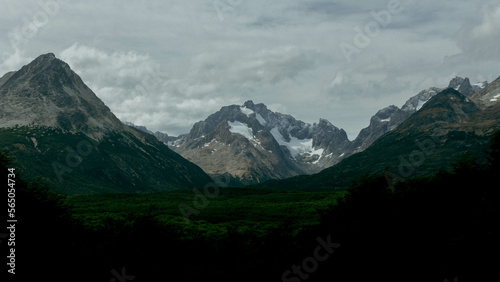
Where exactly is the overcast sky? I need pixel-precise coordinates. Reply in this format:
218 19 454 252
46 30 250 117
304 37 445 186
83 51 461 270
1 0 500 139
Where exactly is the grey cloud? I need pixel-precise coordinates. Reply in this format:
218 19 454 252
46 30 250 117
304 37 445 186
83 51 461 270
1 0 499 138
302 1 368 17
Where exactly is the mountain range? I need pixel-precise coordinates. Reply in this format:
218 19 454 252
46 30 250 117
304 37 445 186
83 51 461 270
130 76 489 186
1 53 498 193
257 76 500 190
0 53 212 194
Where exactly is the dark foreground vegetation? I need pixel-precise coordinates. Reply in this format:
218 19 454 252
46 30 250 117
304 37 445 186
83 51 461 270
1 131 499 282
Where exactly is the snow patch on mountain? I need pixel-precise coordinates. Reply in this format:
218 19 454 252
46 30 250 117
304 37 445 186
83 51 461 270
416 99 427 111
256 113 266 125
203 139 217 147
311 148 325 164
240 106 254 117
402 88 441 112
228 121 253 138
474 81 488 89
168 140 179 147
228 120 263 148
270 127 322 160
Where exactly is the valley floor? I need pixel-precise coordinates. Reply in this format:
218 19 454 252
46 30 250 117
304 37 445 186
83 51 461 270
2 131 499 282
66 188 347 238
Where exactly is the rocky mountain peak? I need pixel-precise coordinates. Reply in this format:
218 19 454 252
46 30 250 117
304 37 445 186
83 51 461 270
402 87 442 112
2 53 76 91
0 54 124 138
398 88 481 134
375 105 398 119
457 77 474 96
0 53 214 194
170 100 352 185
446 76 486 97
33 52 57 65
317 118 334 127
40 52 56 59
448 76 465 90
21 53 57 71
243 100 255 109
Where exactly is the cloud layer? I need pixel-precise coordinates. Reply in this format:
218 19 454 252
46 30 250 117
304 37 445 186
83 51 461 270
1 0 500 138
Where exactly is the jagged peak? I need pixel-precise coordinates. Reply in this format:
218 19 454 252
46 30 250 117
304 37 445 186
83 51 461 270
28 53 60 69
376 105 399 116
448 76 465 89
317 118 334 127
315 118 341 132
242 100 255 109
447 76 477 95
1 53 76 92
318 118 331 125
7 53 72 84
457 77 474 96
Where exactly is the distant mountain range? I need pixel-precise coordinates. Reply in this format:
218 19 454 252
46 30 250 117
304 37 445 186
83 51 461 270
130 76 489 186
0 53 212 194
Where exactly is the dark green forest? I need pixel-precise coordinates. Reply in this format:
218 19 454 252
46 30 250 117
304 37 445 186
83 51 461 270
1 130 499 282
